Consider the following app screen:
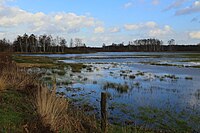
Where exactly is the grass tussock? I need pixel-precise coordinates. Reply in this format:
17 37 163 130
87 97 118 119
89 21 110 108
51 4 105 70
103 82 129 93
35 84 69 132
35 83 99 132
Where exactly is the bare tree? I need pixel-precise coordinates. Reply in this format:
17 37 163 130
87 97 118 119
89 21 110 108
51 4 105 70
23 33 28 52
59 38 67 52
70 38 73 48
74 38 83 47
168 39 175 45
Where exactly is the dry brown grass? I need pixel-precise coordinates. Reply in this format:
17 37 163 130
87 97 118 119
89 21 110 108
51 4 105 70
16 63 54 68
0 53 37 91
35 84 69 132
0 64 37 90
35 82 100 133
0 77 6 91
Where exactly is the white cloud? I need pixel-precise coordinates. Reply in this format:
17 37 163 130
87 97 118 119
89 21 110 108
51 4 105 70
124 21 157 31
109 27 120 33
164 0 187 11
94 26 105 33
195 0 200 6
0 0 14 5
87 34 132 46
175 0 200 15
124 2 133 9
0 32 5 38
0 5 101 34
124 21 173 38
124 24 140 30
145 21 157 28
189 31 200 39
149 25 172 37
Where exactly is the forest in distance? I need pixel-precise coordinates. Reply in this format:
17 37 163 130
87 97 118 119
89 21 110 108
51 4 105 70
0 33 200 53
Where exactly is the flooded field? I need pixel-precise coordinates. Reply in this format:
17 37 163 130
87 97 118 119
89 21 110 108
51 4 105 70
26 52 200 131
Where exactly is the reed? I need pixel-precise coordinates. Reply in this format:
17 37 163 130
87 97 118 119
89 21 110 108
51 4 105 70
35 83 99 132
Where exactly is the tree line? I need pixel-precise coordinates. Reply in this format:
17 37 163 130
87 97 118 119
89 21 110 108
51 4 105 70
12 33 86 53
101 38 200 52
0 34 200 52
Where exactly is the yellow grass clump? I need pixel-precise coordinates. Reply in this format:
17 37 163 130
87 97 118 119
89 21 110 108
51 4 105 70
35 84 69 131
35 82 99 132
0 77 6 91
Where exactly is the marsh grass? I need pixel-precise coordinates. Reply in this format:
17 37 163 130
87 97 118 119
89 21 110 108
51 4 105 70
108 125 154 133
13 55 87 72
103 82 129 93
137 106 196 133
0 53 100 132
185 76 193 80
0 64 37 90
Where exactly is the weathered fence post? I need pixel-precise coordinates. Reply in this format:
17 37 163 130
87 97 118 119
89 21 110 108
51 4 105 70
101 92 107 133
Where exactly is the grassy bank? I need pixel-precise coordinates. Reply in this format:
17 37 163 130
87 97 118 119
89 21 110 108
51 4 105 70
0 53 99 132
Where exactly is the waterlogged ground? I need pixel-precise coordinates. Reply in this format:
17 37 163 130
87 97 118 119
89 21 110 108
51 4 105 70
27 52 200 132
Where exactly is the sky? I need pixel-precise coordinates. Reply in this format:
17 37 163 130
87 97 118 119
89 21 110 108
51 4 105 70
0 0 200 46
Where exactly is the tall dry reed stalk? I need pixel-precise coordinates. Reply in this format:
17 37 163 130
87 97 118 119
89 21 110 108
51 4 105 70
35 81 99 132
35 83 69 131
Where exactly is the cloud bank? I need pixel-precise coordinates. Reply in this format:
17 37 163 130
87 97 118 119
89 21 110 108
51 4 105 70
0 5 101 34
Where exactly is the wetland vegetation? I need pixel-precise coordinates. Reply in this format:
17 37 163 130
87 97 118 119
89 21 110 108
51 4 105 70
1 51 200 132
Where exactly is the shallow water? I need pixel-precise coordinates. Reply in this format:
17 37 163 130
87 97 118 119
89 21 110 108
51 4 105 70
34 52 200 130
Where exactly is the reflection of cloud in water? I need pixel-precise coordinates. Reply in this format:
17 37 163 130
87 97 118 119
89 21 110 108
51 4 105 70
188 95 200 110
184 82 200 110
84 64 116 80
188 62 200 66
59 60 76 63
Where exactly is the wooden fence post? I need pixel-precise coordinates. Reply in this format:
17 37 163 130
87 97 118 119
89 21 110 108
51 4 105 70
101 92 107 133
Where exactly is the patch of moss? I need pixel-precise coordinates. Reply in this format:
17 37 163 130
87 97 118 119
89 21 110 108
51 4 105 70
57 70 66 76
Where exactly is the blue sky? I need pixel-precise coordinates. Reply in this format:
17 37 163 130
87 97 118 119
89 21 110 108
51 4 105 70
0 0 200 46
